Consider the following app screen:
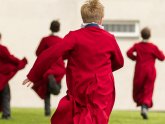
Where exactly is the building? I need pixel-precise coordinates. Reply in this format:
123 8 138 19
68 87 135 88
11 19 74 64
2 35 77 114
0 0 165 110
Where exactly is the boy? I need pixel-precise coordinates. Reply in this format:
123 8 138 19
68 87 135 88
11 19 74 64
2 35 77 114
23 0 124 124
0 33 27 119
127 27 165 119
34 20 65 116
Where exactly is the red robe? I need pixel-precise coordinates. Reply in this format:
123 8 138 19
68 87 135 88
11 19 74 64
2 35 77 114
27 27 124 124
0 44 27 111
32 35 65 99
127 42 165 108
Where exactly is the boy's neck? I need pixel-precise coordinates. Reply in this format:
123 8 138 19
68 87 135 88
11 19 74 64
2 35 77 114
50 32 55 36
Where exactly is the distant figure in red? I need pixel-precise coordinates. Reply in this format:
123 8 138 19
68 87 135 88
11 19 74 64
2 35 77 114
127 27 165 119
23 0 124 124
32 20 65 116
0 33 27 119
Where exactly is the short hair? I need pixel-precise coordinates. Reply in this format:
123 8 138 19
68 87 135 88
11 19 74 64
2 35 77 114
81 0 104 23
141 27 151 40
50 20 60 33
0 33 1 39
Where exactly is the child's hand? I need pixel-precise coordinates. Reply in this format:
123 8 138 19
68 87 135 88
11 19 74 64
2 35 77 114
23 78 33 87
22 57 28 64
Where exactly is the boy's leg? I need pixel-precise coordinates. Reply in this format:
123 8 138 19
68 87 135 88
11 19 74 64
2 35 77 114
141 104 148 120
1 84 11 119
48 74 61 95
44 92 51 116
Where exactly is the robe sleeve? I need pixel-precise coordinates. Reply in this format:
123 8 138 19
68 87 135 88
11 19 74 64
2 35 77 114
36 39 47 56
0 46 20 65
153 46 165 61
27 31 76 82
111 36 124 72
126 44 137 61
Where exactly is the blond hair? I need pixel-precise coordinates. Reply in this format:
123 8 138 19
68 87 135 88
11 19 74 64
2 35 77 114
81 0 104 23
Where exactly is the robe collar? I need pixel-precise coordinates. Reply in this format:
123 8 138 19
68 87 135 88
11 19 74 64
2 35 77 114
142 39 149 42
81 22 104 29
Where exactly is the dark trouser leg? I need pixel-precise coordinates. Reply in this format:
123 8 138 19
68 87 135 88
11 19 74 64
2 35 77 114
48 75 61 95
44 92 51 116
2 84 11 119
141 104 148 120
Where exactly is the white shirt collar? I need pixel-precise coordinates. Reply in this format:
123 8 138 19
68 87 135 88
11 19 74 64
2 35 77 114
81 22 104 29
142 39 149 42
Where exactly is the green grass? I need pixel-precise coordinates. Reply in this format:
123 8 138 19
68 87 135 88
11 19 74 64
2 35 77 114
0 108 165 124
110 111 165 124
0 108 51 124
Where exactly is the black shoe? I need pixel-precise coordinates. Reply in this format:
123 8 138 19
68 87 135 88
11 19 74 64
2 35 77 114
141 105 148 120
1 115 11 120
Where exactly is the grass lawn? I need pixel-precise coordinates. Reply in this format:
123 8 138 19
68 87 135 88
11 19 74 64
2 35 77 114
110 111 165 124
0 108 165 124
0 108 50 124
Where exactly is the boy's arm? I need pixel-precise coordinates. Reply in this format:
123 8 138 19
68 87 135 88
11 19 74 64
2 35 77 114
27 32 75 83
154 46 165 61
111 37 124 72
36 39 47 56
0 46 21 65
126 44 137 61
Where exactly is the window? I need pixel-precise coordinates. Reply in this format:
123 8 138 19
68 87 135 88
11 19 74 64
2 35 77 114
103 20 140 38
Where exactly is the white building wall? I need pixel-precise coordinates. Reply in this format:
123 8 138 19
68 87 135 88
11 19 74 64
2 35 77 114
0 0 165 110
0 0 79 108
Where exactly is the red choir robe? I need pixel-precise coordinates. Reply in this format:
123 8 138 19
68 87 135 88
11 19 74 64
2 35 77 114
127 42 165 108
32 35 65 99
27 26 124 124
0 44 27 111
